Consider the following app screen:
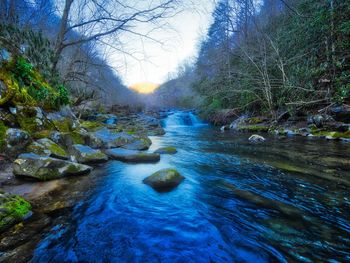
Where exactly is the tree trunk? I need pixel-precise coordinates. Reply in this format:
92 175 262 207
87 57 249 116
51 0 74 75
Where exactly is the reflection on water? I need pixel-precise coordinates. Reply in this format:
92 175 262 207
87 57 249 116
32 111 350 262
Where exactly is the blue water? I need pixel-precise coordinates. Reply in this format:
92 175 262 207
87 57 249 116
31 112 350 262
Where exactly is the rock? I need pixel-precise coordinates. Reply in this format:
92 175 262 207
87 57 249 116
13 153 92 181
330 105 350 123
307 114 334 128
143 168 184 191
220 125 229 131
0 192 32 232
30 138 69 160
14 106 49 133
5 129 31 156
71 144 108 164
248 134 266 142
229 115 248 130
105 148 160 163
121 136 152 151
154 147 177 154
93 129 135 148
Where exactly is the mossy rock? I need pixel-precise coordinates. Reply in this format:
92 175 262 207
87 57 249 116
13 153 92 181
27 138 68 159
32 130 53 140
311 130 350 139
52 118 72 132
105 148 160 163
71 144 108 164
143 168 184 192
121 136 152 151
80 121 105 132
0 192 31 232
154 146 177 154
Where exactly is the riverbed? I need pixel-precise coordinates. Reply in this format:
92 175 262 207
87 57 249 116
16 111 350 262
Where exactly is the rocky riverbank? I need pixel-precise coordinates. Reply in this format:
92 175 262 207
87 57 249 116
216 105 350 142
0 102 173 260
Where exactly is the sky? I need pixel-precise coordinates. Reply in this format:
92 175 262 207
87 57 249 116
107 1 215 87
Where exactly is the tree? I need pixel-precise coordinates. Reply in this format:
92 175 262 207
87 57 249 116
51 0 180 75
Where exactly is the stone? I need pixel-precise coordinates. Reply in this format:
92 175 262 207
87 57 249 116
248 134 266 142
307 114 334 128
71 144 108 164
5 129 31 156
121 136 152 151
330 105 350 123
143 168 184 191
34 138 69 160
154 147 177 154
13 153 92 181
105 148 160 163
220 125 229 131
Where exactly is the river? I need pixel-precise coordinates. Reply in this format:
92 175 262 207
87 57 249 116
31 111 350 262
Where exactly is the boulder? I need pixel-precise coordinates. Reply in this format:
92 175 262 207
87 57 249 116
143 168 184 191
154 147 177 154
229 115 248 130
71 144 108 164
13 153 92 181
330 105 350 123
93 129 135 148
5 128 31 156
248 134 266 143
0 191 32 232
121 136 152 151
31 138 69 160
105 148 160 163
307 114 334 128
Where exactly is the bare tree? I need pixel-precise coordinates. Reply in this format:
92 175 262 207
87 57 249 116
51 0 180 74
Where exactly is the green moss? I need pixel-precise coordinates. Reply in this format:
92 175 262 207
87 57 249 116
32 130 52 139
71 131 85 144
0 193 31 231
47 142 67 157
80 121 104 131
247 117 264 125
155 146 177 154
52 119 71 132
0 121 8 151
312 130 350 139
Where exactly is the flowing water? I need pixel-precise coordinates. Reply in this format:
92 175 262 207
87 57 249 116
31 111 350 262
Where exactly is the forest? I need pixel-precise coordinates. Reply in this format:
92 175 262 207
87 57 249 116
0 0 350 262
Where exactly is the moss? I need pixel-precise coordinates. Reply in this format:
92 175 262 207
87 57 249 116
155 146 177 154
0 193 31 231
311 130 350 139
32 130 52 139
246 117 264 125
71 131 85 144
237 125 270 132
47 142 67 157
0 121 8 151
52 119 71 132
80 121 104 131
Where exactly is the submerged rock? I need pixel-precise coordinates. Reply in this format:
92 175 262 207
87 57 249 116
248 134 266 143
154 146 177 154
71 144 108 164
105 148 160 163
13 153 92 181
143 168 184 191
0 192 32 232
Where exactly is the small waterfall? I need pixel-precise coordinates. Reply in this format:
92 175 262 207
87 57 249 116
164 111 206 128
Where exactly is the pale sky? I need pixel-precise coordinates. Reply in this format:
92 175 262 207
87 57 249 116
107 1 215 86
